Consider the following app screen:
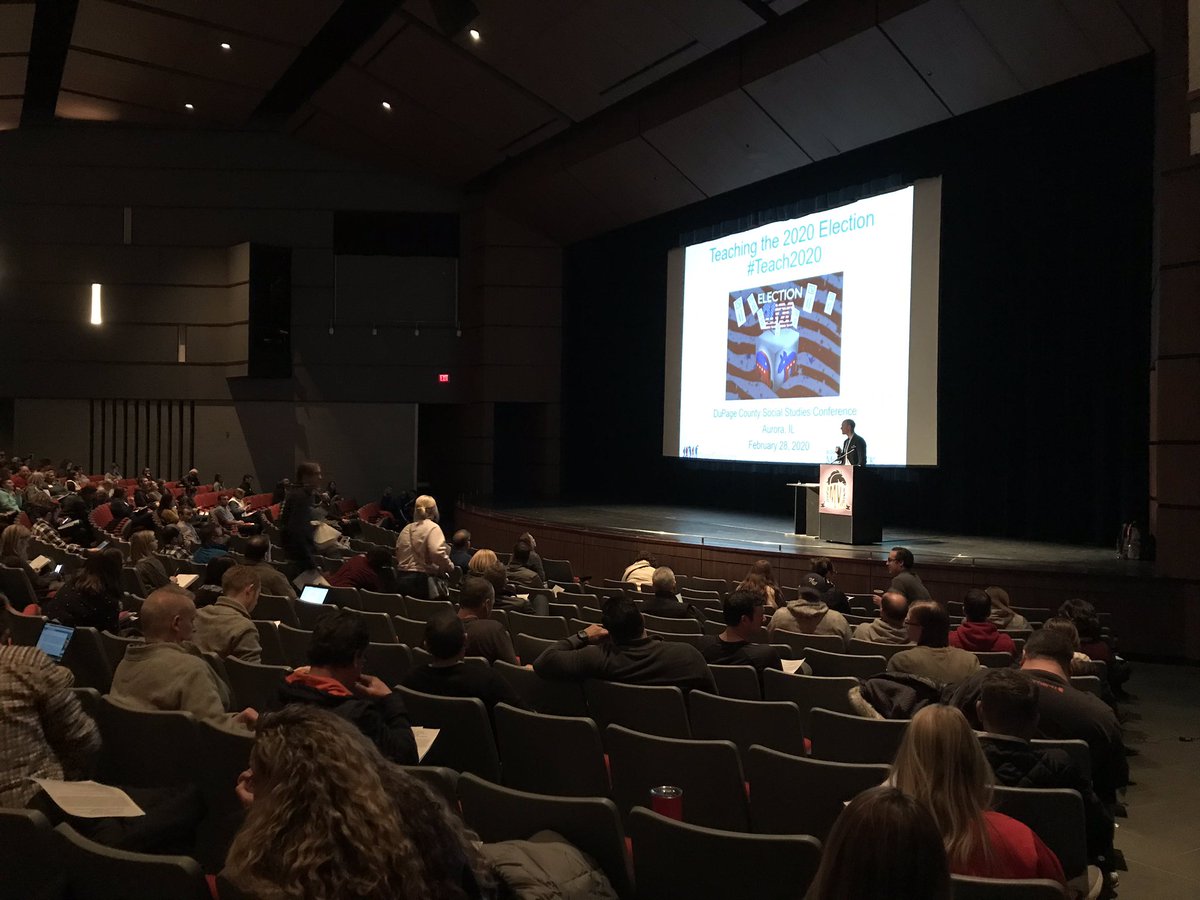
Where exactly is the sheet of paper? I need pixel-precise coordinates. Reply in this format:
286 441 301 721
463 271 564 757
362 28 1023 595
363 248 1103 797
172 573 199 588
412 727 441 763
803 282 817 313
30 555 52 572
824 291 837 316
781 658 806 675
33 779 145 818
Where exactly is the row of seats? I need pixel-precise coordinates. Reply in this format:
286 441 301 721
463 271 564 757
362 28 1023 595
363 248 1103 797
0 771 1073 900
5 684 1090 896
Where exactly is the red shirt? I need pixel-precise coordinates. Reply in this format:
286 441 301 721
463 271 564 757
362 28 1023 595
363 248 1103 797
950 620 1016 655
327 554 385 591
957 811 1066 884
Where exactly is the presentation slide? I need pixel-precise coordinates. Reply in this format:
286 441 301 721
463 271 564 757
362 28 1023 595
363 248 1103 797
663 182 940 466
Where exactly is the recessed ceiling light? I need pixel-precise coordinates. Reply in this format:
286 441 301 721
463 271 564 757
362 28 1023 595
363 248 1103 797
184 102 194 111
219 42 231 51
469 29 481 41
381 101 392 111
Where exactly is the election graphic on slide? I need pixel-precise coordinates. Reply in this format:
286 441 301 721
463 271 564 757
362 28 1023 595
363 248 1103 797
726 273 844 401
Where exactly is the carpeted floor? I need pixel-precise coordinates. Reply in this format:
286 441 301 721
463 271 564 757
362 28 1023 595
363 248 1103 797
1109 661 1200 898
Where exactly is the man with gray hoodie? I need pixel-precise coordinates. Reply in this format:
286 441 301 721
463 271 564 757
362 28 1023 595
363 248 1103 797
766 586 852 648
853 591 912 645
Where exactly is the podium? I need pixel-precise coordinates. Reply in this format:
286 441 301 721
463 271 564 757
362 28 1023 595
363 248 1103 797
816 464 882 545
787 482 821 537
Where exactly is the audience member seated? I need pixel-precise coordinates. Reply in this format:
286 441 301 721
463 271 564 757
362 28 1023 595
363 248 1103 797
240 534 297 599
885 546 933 604
378 485 404 523
1014 629 1128 804
949 589 1016 656
700 588 783 677
111 588 255 726
271 610 417 764
621 548 657 589
887 601 981 685
505 539 545 589
534 596 716 693
805 786 951 900
192 523 229 565
0 618 100 807
193 565 262 662
456 576 518 665
0 476 21 521
1042 617 1117 706
449 529 475 571
22 472 55 518
891 705 1066 886
985 586 1030 630
642 566 706 624
766 586 851 647
853 591 911 645
212 474 225 492
974 668 1114 863
740 559 782 610
211 494 237 531
31 507 89 554
394 494 454 599
468 549 534 612
1 522 62 600
518 531 547 584
108 485 132 522
801 556 851 614
130 529 170 596
402 614 528 715
181 468 201 488
43 548 124 632
327 546 398 593
1058 598 1128 691
222 705 495 899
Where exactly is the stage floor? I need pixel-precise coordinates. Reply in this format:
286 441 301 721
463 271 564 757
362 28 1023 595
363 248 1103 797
488 503 1150 577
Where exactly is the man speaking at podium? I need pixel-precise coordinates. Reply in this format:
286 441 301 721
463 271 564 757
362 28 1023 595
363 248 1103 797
836 419 866 466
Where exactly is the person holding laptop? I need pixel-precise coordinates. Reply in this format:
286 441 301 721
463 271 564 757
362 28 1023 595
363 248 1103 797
0 619 100 807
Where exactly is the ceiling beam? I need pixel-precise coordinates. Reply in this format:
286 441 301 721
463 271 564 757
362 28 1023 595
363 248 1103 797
21 0 79 125
251 0 403 128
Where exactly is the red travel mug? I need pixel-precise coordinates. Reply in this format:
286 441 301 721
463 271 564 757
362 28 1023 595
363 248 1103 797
650 785 684 821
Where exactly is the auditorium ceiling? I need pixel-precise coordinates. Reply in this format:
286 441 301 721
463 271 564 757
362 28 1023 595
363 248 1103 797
0 0 1154 240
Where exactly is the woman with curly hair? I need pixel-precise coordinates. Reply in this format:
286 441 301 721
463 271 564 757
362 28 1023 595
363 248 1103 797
890 705 1065 886
224 704 495 900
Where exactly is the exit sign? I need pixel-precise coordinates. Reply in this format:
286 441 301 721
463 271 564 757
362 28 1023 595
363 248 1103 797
438 373 450 383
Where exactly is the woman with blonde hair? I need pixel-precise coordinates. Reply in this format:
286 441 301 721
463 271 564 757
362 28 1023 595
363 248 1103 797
224 704 495 900
890 705 1065 885
394 494 453 599
985 586 1030 631
129 529 170 595
0 522 60 600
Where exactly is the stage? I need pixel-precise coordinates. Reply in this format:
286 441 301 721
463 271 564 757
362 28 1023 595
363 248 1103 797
456 502 1200 662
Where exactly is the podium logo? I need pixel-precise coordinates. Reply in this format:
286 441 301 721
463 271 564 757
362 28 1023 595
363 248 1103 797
824 469 849 511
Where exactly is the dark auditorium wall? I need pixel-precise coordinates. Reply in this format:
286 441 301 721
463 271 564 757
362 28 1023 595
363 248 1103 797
0 125 563 503
562 58 1153 547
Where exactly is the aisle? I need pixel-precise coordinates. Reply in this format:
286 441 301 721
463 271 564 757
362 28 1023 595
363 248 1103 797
1111 662 1200 897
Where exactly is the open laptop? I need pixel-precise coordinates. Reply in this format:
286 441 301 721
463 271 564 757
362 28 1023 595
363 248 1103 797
299 585 330 606
36 623 75 663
